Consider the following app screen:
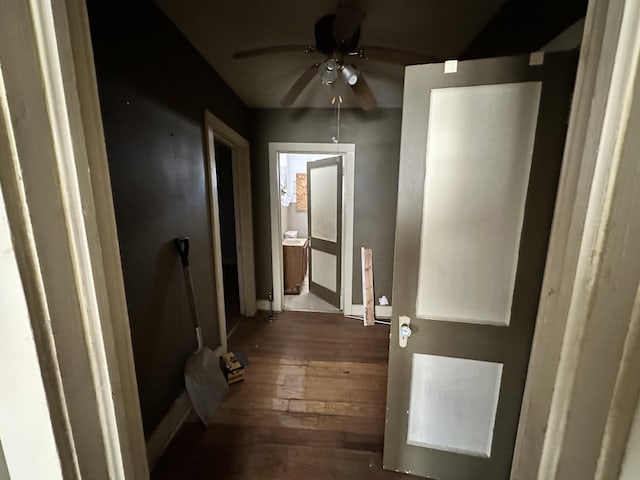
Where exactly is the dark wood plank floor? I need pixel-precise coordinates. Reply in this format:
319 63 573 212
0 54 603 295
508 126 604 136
153 311 421 480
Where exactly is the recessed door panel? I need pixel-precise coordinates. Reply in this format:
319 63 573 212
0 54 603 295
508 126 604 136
408 353 503 458
416 82 541 326
309 164 338 243
310 249 337 291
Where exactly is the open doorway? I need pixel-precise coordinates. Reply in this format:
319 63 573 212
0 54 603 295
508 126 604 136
279 153 341 313
214 141 242 334
204 111 257 349
269 142 356 315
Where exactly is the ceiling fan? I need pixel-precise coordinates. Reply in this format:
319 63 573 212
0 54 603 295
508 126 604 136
232 3 438 110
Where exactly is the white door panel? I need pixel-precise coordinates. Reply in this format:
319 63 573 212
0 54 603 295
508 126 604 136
309 164 338 243
416 82 542 325
407 353 503 458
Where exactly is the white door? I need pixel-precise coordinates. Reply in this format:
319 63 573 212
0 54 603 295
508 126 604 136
383 52 578 479
307 156 342 308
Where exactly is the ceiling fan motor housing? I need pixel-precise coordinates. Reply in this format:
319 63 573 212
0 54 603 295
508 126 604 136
314 13 361 55
231 2 433 110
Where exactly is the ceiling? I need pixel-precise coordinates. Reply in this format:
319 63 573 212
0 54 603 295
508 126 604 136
156 0 584 109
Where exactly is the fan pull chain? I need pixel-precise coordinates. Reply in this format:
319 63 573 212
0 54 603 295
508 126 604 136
331 95 343 148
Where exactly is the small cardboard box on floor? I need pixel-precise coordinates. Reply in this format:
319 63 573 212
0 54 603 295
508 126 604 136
220 352 244 384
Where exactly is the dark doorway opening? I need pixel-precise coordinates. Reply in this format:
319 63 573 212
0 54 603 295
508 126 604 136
214 141 241 335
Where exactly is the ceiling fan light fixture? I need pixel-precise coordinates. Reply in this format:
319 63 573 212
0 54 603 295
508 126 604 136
341 64 359 85
321 58 339 85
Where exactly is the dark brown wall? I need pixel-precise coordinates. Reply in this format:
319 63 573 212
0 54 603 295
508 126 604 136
88 1 250 436
251 108 402 305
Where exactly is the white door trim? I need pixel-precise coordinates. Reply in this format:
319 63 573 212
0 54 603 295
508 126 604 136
204 111 257 353
0 0 147 477
513 0 640 478
268 142 355 313
7 0 640 478
512 0 622 475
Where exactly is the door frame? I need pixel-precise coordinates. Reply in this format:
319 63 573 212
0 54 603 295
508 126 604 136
0 0 148 477
204 110 257 351
268 142 355 313
4 0 640 478
512 0 640 478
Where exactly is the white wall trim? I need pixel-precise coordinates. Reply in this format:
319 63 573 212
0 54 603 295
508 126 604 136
542 0 640 477
0 173 66 479
255 300 391 318
511 0 625 477
145 391 192 471
349 305 393 319
598 282 640 479
268 142 355 314
146 340 224 470
255 302 394 319
144 341 224 470
619 387 640 480
205 111 257 350
204 113 227 352
514 0 640 478
64 0 148 475
0 0 147 477
256 299 274 312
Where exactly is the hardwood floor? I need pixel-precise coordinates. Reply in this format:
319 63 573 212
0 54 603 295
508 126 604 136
153 311 421 479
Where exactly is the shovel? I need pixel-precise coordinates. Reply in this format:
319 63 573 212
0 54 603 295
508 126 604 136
174 237 229 425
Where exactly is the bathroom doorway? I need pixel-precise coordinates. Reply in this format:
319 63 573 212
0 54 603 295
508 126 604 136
268 143 356 315
279 153 340 312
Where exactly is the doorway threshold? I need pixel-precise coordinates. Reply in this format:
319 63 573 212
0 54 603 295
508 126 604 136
283 273 340 313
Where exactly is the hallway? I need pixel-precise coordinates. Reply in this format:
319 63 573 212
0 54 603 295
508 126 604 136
153 311 420 479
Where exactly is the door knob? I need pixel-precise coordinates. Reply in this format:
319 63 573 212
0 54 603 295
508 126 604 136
399 316 411 348
400 324 412 338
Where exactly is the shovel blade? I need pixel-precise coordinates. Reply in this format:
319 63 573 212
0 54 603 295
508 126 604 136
184 347 229 425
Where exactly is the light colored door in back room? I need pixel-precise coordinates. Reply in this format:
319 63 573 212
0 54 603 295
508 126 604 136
278 152 342 313
383 52 577 479
306 156 343 308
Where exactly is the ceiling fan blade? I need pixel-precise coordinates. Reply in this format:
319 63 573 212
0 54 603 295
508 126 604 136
280 64 320 107
233 45 316 60
333 3 365 45
357 46 440 65
351 73 377 111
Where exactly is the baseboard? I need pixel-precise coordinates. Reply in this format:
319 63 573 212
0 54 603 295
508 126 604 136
258 298 392 318
347 304 393 319
146 390 192 470
256 299 281 312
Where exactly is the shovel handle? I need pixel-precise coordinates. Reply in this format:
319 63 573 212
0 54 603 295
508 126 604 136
174 237 190 266
174 237 203 350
